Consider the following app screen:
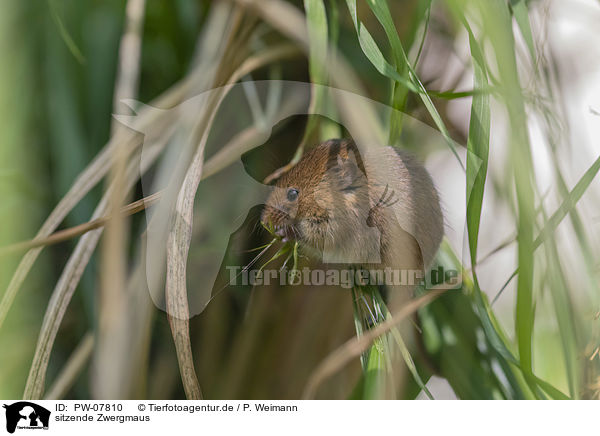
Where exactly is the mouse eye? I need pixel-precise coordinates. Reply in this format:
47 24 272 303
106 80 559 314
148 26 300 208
286 188 299 202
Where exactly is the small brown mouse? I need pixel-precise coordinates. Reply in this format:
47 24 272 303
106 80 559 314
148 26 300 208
261 138 443 293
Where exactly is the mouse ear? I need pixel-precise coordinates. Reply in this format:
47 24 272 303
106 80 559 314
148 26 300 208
335 153 362 189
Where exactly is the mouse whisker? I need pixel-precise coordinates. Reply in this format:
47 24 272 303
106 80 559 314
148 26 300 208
243 238 277 271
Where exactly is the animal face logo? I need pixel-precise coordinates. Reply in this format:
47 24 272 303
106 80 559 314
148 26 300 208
2 402 50 433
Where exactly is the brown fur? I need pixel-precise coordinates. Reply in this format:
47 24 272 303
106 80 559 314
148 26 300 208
261 139 443 277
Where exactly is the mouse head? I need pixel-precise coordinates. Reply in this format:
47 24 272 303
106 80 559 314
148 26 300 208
261 139 371 252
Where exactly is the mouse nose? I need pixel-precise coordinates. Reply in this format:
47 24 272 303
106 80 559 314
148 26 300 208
261 205 298 241
261 204 290 227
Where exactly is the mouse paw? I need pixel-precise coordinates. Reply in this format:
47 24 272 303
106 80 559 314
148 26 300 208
367 184 399 227
374 184 399 209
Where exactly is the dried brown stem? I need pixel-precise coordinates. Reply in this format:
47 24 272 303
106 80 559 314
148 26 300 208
0 191 163 256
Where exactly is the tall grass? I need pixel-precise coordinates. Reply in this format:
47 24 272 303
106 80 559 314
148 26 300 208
0 0 598 399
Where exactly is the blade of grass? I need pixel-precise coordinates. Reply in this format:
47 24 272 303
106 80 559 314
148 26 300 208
412 0 431 69
481 0 537 392
0 191 163 256
0 52 206 332
456 7 524 390
510 0 536 61
535 154 600 247
430 242 548 399
165 142 206 400
347 0 464 168
350 287 367 370
542 225 580 397
303 289 446 399
367 0 410 145
22 46 297 399
253 0 330 183
0 14 301 334
362 339 386 398
300 0 329 151
93 0 146 399
12 3 294 399
23 138 164 400
304 0 327 85
464 24 490 264
44 332 94 400
372 290 433 399
9 45 299 398
491 152 600 304
344 0 418 92
160 11 283 397
47 0 85 64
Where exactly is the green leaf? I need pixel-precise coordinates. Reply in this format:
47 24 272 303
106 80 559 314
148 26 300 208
535 154 600 248
362 340 386 399
480 0 536 387
344 0 417 91
347 0 464 168
48 0 86 65
464 21 490 265
303 0 328 84
372 291 434 399
542 228 580 398
493 152 600 304
535 375 570 400
510 0 536 60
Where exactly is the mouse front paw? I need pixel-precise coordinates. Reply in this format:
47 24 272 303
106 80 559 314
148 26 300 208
367 184 399 226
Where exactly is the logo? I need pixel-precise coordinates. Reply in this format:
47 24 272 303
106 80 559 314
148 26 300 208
2 402 50 434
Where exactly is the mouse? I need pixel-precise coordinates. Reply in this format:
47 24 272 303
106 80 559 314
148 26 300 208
260 138 444 301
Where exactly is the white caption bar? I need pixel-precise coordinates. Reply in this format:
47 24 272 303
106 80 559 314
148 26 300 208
0 400 595 435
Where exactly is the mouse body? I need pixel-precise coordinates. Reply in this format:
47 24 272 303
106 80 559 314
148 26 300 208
261 138 444 299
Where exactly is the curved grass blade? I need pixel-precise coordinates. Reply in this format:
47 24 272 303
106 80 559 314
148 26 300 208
372 290 434 399
344 0 418 92
492 152 600 304
48 0 86 64
510 0 535 60
480 0 536 390
347 0 464 168
463 19 490 265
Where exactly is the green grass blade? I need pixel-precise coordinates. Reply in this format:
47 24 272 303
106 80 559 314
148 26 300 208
302 0 329 142
350 286 367 370
344 0 418 92
542 233 580 397
510 0 536 60
535 154 600 248
48 0 86 64
356 0 464 168
464 21 490 264
362 340 386 399
303 0 328 84
372 291 433 399
492 153 600 304
364 0 409 145
412 0 431 68
480 0 537 387
535 375 570 400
